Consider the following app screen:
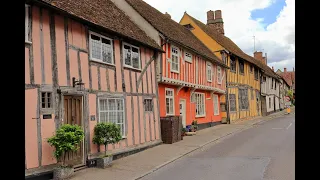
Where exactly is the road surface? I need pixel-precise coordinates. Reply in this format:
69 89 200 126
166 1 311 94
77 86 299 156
140 114 295 180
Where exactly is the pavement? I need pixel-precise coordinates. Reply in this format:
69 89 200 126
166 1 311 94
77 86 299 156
70 108 295 180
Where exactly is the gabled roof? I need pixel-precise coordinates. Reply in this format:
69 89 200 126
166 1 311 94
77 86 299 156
124 0 228 68
183 12 279 79
278 71 295 88
34 0 162 51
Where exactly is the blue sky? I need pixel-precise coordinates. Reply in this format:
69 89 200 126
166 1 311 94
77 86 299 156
251 0 286 28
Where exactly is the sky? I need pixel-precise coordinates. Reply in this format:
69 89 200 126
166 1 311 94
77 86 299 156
143 0 295 72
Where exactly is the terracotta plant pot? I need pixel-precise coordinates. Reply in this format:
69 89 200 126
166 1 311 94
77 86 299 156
53 166 74 180
97 156 113 169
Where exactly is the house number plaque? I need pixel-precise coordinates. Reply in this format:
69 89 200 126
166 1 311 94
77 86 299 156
90 115 96 121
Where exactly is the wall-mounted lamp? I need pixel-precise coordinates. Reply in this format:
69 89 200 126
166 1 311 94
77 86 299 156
72 77 85 91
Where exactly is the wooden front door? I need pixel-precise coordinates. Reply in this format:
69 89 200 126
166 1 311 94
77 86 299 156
63 95 84 166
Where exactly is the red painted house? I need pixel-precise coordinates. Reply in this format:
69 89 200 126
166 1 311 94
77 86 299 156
122 0 228 129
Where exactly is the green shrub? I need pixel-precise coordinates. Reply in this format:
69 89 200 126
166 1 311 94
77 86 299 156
47 124 84 166
92 122 122 156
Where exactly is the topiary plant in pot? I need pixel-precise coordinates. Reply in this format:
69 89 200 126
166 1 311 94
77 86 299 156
92 122 122 168
47 124 84 180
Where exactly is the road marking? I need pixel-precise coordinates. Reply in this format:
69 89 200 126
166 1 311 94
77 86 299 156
272 128 283 130
286 123 292 130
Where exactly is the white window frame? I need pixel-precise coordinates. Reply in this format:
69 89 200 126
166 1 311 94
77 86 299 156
206 62 212 82
184 51 192 63
98 98 126 138
195 92 206 117
123 42 141 70
25 4 31 43
170 45 180 73
165 88 175 116
89 31 114 65
217 66 222 84
213 94 219 115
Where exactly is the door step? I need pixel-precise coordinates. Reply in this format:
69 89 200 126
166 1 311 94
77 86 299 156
74 165 87 172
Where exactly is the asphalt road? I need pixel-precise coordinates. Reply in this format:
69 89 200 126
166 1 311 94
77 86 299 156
140 114 295 180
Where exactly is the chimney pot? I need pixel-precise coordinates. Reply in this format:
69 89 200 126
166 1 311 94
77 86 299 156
215 10 222 19
284 68 287 73
272 66 274 71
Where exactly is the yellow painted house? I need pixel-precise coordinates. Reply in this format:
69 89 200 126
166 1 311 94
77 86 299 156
180 10 274 122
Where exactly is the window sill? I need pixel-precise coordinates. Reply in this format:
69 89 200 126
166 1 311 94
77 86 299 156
166 113 175 116
171 70 180 74
207 80 212 83
213 113 220 116
217 81 222 85
195 115 205 118
90 59 115 67
25 40 32 45
124 65 142 72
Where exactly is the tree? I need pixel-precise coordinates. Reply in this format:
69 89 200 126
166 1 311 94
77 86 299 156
92 122 122 156
47 124 84 166
286 89 294 104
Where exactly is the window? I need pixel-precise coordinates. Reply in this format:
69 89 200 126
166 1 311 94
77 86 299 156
207 63 212 82
217 66 222 84
222 53 227 64
165 89 174 115
123 43 140 69
220 103 226 112
190 93 196 103
239 59 244 74
275 82 277 90
263 76 266 82
239 89 249 110
144 99 153 112
171 45 179 72
269 97 272 108
271 79 274 89
99 98 125 136
254 67 259 80
184 52 192 63
230 56 236 72
213 94 219 115
251 89 254 100
250 65 253 73
195 93 205 117
89 32 113 64
229 94 236 112
41 92 52 109
25 4 30 42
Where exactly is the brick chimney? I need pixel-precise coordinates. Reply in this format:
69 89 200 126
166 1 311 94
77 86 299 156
284 68 287 73
207 10 224 35
253 51 266 65
164 12 171 19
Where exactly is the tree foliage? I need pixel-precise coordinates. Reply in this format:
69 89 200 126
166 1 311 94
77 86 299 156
47 124 84 166
92 122 122 155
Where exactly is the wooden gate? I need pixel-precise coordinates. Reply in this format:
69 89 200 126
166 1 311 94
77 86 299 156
63 95 84 166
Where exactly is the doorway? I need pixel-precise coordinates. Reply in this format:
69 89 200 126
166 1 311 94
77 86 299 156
63 95 85 167
179 99 186 128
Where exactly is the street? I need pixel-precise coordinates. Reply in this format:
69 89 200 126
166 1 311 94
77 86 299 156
140 114 295 180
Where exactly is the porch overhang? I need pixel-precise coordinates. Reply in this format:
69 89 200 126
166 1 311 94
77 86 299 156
161 77 226 94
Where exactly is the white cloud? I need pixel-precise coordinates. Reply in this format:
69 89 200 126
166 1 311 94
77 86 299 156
143 0 295 71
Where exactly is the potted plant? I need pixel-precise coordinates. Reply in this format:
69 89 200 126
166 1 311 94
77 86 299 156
192 120 198 132
47 124 84 180
92 122 122 168
181 127 187 140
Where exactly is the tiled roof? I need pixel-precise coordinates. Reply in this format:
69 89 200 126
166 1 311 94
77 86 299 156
184 13 279 79
279 71 295 88
124 0 227 68
36 0 162 51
